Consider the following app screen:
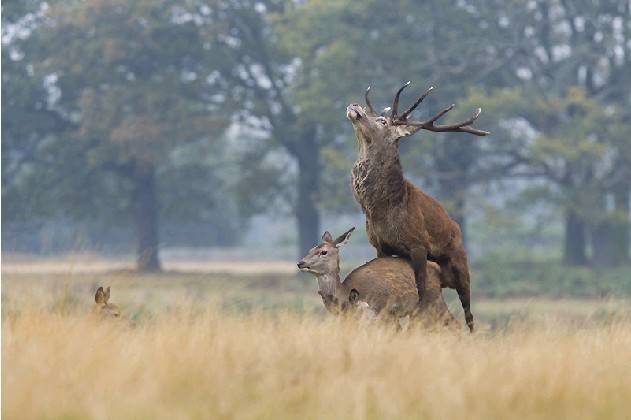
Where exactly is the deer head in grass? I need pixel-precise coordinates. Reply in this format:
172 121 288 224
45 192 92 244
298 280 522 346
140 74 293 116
92 286 121 318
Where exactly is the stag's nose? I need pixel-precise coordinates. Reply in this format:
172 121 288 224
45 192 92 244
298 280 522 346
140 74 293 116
346 104 363 121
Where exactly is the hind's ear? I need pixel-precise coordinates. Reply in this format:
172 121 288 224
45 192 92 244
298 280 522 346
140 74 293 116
104 286 111 303
334 227 355 248
95 287 105 304
321 231 333 243
349 289 360 304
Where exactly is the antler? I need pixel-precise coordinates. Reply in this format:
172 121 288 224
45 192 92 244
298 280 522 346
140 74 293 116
391 82 490 136
400 85 434 120
364 86 376 115
390 81 411 118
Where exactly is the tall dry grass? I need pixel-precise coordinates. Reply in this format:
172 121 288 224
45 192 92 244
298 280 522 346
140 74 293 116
3 305 631 420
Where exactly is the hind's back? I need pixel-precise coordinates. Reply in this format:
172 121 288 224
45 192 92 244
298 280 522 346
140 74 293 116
343 257 431 314
343 258 458 328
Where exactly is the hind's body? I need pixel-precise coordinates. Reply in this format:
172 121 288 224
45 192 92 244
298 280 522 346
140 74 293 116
344 256 458 326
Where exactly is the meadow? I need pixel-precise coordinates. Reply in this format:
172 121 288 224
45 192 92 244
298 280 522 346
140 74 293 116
2 257 631 419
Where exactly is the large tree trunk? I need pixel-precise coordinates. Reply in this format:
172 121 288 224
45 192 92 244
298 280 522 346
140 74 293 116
593 185 630 266
564 209 587 266
592 221 615 268
131 163 161 272
612 184 630 264
294 132 321 257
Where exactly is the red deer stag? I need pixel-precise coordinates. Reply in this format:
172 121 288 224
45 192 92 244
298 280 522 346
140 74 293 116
346 82 489 332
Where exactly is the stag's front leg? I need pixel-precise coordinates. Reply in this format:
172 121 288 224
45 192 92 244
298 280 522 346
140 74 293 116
409 246 429 308
366 222 389 257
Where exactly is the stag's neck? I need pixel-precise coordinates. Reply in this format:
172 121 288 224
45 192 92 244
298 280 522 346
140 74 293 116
315 271 346 312
352 151 406 211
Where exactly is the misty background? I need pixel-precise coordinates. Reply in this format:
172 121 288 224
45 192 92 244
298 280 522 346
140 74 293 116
2 0 630 283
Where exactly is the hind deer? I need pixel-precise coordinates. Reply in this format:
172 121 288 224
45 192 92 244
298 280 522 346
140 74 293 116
346 82 489 332
297 227 459 328
92 286 121 318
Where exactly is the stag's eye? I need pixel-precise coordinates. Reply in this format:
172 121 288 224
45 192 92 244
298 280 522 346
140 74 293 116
376 117 387 125
320 250 328 256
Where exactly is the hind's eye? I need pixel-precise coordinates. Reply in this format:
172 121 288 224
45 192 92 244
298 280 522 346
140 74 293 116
320 250 328 256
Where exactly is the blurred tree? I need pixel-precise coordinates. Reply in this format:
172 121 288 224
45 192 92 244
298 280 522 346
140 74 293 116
275 0 522 246
201 0 326 256
2 1 69 215
278 0 630 264
473 0 631 265
3 0 250 270
466 86 630 266
3 0 630 268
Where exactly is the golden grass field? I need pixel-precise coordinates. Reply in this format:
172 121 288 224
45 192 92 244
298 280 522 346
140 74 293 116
3 258 631 419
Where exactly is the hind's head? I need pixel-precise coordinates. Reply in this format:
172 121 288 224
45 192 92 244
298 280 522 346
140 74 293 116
92 286 121 318
297 227 355 277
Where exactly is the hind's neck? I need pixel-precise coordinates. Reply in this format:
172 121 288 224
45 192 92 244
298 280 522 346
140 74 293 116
315 267 347 312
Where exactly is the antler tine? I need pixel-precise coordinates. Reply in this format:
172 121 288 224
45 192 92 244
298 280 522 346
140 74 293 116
391 81 411 119
364 86 376 115
426 103 456 124
401 106 490 136
399 86 434 121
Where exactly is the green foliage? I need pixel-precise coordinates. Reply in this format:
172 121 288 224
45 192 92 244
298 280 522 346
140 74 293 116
473 258 631 299
41 0 230 165
2 0 281 250
3 0 630 264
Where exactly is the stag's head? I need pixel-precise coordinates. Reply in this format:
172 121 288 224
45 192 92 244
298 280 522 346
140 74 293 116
346 82 489 158
297 227 355 277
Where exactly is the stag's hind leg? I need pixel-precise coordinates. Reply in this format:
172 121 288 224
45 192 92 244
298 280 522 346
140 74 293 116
444 249 474 332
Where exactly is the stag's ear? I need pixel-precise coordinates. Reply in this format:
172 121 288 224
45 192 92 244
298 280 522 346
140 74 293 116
391 124 420 140
322 231 333 243
95 287 105 304
334 227 355 248
104 286 111 303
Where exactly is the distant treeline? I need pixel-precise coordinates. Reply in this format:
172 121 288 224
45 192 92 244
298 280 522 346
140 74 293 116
2 0 629 270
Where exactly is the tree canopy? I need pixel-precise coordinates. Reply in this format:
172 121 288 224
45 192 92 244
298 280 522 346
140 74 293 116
3 0 629 268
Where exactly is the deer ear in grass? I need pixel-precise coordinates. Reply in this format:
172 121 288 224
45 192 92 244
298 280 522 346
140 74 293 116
104 286 111 303
95 287 106 304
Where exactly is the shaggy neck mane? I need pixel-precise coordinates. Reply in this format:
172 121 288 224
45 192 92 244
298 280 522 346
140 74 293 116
352 147 406 214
